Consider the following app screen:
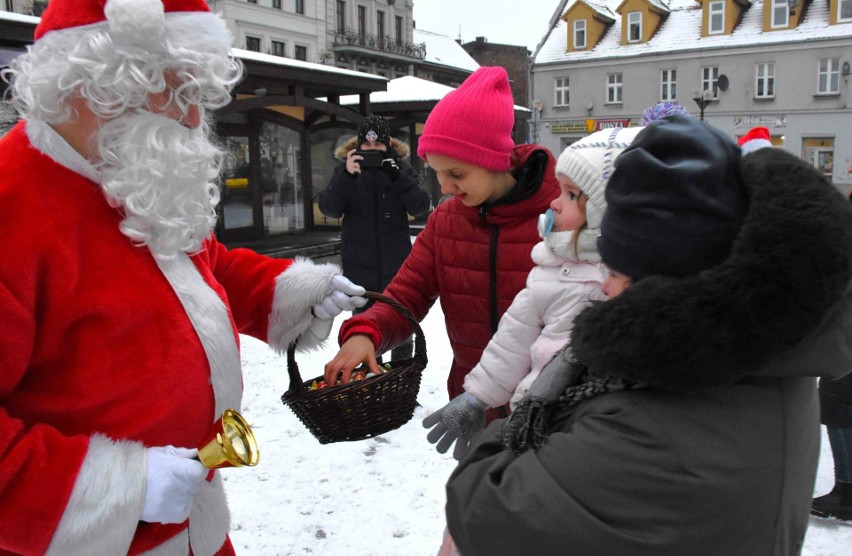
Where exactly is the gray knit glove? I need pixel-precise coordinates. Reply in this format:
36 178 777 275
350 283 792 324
423 392 487 460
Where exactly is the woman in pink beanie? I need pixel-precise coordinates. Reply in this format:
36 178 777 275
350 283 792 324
324 66 560 423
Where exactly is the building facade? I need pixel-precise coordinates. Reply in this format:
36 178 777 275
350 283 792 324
462 36 531 108
532 0 852 191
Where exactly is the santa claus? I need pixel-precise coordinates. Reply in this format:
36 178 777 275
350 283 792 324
0 0 366 554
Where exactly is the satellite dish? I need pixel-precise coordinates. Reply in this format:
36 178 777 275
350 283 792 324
584 98 594 110
718 74 729 92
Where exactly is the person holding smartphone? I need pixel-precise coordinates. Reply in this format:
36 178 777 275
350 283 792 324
319 115 432 362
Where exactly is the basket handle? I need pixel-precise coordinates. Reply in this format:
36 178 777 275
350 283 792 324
286 291 427 393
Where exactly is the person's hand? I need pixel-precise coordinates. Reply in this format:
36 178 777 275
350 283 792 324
346 149 363 175
423 392 487 460
381 157 400 182
141 446 207 524
324 334 381 385
312 275 367 320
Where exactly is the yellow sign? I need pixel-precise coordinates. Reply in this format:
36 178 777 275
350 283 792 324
550 121 589 133
586 119 596 133
226 177 249 188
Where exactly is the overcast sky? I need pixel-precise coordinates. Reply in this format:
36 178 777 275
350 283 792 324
413 0 561 52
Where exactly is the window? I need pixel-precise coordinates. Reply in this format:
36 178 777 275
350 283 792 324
573 19 586 49
358 5 367 41
395 15 403 45
295 0 304 15
272 0 281 8
247 0 256 3
245 36 261 52
271 40 286 57
708 1 725 34
702 66 720 98
818 58 840 94
771 0 789 29
755 62 775 98
803 138 834 177
295 45 307 61
627 12 642 43
377 10 385 39
336 1 346 34
841 0 852 22
661 69 677 101
554 77 570 106
607 73 623 103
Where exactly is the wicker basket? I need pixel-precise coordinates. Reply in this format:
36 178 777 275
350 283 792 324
281 292 427 444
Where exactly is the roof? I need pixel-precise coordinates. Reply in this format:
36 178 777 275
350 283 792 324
535 0 852 64
334 75 530 112
414 28 480 72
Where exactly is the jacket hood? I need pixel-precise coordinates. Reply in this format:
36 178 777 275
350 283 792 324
572 148 852 391
335 136 410 160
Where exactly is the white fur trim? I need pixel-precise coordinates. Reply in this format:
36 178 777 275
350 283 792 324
25 119 101 184
188 473 230 556
268 257 343 353
139 473 230 556
741 139 773 155
105 0 165 45
46 435 146 556
156 252 243 418
37 11 233 54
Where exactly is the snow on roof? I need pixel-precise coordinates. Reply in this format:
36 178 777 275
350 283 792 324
414 28 480 72
335 74 529 112
535 0 852 65
232 48 388 81
0 10 39 25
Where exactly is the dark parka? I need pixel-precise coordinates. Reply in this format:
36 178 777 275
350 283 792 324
318 137 432 293
445 147 852 555
338 144 560 419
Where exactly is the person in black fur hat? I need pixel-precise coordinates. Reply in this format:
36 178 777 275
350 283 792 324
319 115 431 361
443 115 852 554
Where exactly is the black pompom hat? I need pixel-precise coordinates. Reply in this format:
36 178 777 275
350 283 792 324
357 115 391 148
598 115 748 280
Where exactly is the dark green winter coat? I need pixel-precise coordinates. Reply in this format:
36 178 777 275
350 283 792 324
445 147 852 555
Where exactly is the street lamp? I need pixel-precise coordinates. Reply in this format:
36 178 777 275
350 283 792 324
692 88 714 121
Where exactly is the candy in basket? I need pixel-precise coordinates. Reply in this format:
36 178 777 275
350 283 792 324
281 292 427 444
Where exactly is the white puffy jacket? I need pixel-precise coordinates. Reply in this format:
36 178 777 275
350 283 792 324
463 240 607 410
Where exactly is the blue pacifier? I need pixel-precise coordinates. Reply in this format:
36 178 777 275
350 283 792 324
537 209 554 239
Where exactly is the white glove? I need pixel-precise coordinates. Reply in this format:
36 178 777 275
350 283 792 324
141 446 207 524
312 275 367 320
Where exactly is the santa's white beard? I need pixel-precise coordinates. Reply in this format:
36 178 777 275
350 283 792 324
95 111 223 259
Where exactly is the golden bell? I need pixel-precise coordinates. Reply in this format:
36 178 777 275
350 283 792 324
197 409 259 469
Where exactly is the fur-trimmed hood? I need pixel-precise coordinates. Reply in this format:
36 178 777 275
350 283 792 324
572 147 852 391
334 136 410 160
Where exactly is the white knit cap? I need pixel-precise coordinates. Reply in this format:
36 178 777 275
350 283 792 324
555 126 644 229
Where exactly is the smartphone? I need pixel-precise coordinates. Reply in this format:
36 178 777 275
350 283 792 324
354 150 384 169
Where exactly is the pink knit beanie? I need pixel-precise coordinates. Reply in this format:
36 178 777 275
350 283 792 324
417 66 516 171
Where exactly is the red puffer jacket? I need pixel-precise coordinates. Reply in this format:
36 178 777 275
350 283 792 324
339 144 559 419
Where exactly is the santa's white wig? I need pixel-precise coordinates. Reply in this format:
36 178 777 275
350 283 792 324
3 1 242 125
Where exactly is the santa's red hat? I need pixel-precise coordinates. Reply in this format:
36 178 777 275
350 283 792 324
738 126 773 155
35 0 219 45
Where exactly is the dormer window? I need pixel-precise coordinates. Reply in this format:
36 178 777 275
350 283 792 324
771 0 789 28
574 19 587 49
841 0 852 22
708 1 725 34
628 12 642 42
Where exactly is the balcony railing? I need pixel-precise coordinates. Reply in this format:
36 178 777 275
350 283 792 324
333 29 426 60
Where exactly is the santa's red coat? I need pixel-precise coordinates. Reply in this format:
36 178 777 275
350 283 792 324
0 122 338 555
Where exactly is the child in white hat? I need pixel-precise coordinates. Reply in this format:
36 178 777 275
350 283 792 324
424 125 645 460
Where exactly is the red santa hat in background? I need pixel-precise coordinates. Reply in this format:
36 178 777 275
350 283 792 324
738 126 773 155
34 0 229 49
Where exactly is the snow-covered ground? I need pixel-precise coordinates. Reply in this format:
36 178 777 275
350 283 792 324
224 303 852 555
